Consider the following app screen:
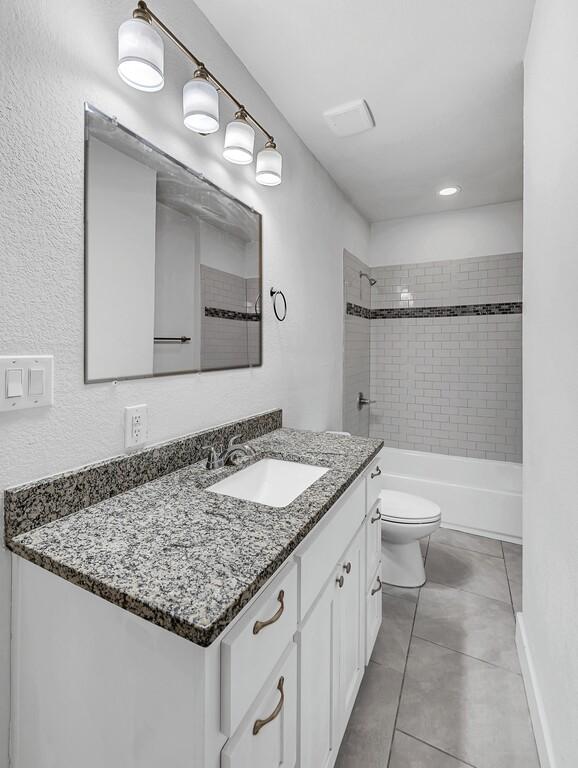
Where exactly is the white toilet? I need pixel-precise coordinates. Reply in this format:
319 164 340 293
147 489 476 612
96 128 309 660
379 490 441 588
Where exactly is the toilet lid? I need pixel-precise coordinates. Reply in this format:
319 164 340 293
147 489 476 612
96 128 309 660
378 490 441 524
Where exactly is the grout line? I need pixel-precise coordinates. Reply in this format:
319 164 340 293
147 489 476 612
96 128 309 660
430 536 504 560
385 581 422 768
395 729 479 768
423 578 519 611
501 539 517 618
411 634 521 675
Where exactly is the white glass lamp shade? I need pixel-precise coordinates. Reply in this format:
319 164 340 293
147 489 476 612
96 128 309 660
118 18 164 92
183 77 220 134
256 145 282 186
223 117 255 164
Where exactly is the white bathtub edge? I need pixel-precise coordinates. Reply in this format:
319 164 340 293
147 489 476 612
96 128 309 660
375 448 522 542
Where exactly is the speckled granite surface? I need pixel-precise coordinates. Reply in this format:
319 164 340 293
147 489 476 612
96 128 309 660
8 428 382 647
4 409 282 541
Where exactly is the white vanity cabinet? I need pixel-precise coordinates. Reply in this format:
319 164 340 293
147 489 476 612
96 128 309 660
298 524 365 768
11 457 383 768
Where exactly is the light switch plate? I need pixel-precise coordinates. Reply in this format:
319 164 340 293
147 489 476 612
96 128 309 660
0 356 53 412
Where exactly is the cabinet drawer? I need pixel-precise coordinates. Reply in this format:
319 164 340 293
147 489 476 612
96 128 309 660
365 563 383 664
221 562 297 736
365 500 382 589
295 479 365 621
366 453 384 512
221 643 297 768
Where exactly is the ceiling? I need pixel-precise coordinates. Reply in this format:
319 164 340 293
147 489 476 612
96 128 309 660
194 0 534 222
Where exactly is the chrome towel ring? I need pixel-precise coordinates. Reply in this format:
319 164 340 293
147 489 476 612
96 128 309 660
270 287 287 321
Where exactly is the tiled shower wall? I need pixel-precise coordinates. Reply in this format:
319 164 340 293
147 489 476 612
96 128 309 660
369 253 522 461
200 265 261 370
343 250 371 436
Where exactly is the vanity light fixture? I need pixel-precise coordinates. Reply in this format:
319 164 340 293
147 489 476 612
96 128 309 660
183 67 220 134
438 185 461 196
223 110 255 165
118 1 282 185
256 141 283 186
118 14 164 91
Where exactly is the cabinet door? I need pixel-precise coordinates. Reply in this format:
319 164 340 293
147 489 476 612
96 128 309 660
335 526 365 735
365 500 382 589
221 643 297 768
366 563 383 664
366 452 384 511
298 575 339 768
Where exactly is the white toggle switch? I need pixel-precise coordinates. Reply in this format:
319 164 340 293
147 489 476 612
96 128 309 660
29 368 45 396
0 356 53 412
6 369 23 398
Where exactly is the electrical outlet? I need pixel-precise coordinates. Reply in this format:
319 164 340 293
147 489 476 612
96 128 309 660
124 404 148 450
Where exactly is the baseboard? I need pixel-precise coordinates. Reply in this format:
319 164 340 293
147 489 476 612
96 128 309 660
516 613 556 768
440 521 522 545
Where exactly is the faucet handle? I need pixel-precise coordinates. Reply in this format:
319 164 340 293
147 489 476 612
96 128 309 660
203 445 220 469
227 434 242 449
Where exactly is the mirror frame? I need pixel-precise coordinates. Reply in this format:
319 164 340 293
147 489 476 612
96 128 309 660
83 103 263 384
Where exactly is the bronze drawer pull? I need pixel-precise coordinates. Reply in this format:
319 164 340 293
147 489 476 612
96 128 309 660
370 465 382 479
253 590 285 635
371 576 383 595
371 576 383 596
336 575 344 588
371 509 382 524
253 676 285 735
343 561 352 574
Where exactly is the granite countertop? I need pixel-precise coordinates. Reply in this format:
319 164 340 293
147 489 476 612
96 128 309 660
9 428 383 647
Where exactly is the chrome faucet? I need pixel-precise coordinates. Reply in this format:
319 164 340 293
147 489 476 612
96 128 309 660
203 435 257 470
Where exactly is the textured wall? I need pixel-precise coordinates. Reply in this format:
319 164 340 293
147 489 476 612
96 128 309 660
523 1 578 764
0 0 369 760
368 254 522 461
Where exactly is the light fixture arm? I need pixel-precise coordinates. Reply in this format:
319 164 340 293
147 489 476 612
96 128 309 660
135 1 275 144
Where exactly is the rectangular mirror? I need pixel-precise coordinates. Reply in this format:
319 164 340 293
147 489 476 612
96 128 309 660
84 105 262 382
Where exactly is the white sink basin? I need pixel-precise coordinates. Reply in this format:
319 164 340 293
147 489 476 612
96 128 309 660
207 458 328 508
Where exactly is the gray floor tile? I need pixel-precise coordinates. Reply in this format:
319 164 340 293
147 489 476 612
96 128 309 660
382 581 421 603
371 594 416 673
426 542 511 604
335 661 403 768
413 582 519 673
397 637 539 768
502 541 523 613
430 528 503 558
389 730 472 768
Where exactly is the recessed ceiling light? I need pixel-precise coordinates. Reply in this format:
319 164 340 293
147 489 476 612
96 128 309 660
438 186 461 196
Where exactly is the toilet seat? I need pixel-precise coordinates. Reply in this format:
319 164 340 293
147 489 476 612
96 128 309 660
379 490 441 525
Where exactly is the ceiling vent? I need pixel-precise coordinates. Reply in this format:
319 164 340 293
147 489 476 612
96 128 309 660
323 99 375 137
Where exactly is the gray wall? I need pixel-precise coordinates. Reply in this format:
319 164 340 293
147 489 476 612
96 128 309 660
523 2 578 762
368 253 522 461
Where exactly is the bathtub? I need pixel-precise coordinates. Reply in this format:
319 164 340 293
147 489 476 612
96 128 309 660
374 446 522 543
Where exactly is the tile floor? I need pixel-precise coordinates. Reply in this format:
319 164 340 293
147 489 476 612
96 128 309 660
336 528 537 768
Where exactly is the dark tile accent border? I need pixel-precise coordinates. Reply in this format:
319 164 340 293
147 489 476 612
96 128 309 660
346 302 522 320
346 302 371 319
205 307 261 322
4 409 282 543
